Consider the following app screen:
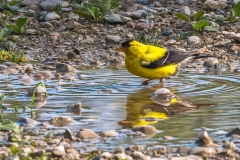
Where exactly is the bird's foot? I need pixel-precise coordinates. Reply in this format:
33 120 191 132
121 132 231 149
142 79 151 85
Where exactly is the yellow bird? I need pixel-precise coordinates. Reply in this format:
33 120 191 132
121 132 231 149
116 40 212 85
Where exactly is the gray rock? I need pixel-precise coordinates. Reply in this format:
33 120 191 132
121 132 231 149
67 102 82 112
40 0 69 10
100 152 112 159
222 140 236 150
28 4 38 10
64 129 75 141
171 155 203 160
134 23 149 30
203 58 219 68
137 0 153 5
179 6 191 17
101 130 118 137
121 10 148 19
17 118 38 127
132 151 145 160
132 126 157 137
56 63 76 72
21 0 42 6
35 140 47 148
76 129 99 139
52 145 66 157
50 116 73 127
59 141 71 149
195 131 219 146
26 86 47 99
138 6 158 14
187 36 201 45
190 147 216 156
65 21 82 30
226 127 240 137
26 9 36 17
44 12 60 21
41 22 54 28
106 35 122 43
115 153 133 160
203 0 228 10
121 16 133 23
234 33 240 42
6 155 20 160
68 13 79 21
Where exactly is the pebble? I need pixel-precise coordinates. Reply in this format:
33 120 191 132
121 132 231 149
151 88 174 106
40 0 69 10
64 129 75 141
215 8 224 15
44 12 60 21
203 58 219 68
226 127 240 137
190 147 216 156
52 145 66 157
101 130 118 137
55 63 76 72
132 126 157 137
179 6 191 17
203 0 228 10
26 85 47 98
121 10 148 19
187 36 201 45
161 30 173 36
50 116 73 127
106 35 122 43
132 151 146 159
76 129 99 139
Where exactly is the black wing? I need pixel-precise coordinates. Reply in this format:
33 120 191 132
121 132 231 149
141 49 193 69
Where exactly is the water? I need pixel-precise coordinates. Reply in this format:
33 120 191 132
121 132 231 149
0 64 240 148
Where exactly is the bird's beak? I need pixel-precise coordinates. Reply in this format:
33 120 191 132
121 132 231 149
116 46 125 53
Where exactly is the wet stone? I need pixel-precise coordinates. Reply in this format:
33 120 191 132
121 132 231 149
177 147 191 156
76 129 99 139
17 118 38 127
195 131 213 146
50 116 73 127
64 129 75 141
132 126 157 137
222 140 236 150
101 130 118 137
100 152 112 159
203 58 219 68
161 30 173 36
190 147 216 156
55 63 76 72
132 151 145 159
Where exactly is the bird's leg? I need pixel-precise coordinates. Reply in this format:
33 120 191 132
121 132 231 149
157 78 164 87
142 79 151 85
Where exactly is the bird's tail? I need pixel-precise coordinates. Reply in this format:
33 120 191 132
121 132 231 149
191 53 215 59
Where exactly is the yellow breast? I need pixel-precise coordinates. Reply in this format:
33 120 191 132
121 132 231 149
125 57 177 79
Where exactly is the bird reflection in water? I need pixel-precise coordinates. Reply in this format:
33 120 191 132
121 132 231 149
118 87 199 128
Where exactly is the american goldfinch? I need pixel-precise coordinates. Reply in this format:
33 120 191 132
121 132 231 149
116 40 212 85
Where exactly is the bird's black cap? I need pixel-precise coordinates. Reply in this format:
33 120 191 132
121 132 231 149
121 40 132 48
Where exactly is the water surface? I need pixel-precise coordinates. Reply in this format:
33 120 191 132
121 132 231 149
1 64 240 147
